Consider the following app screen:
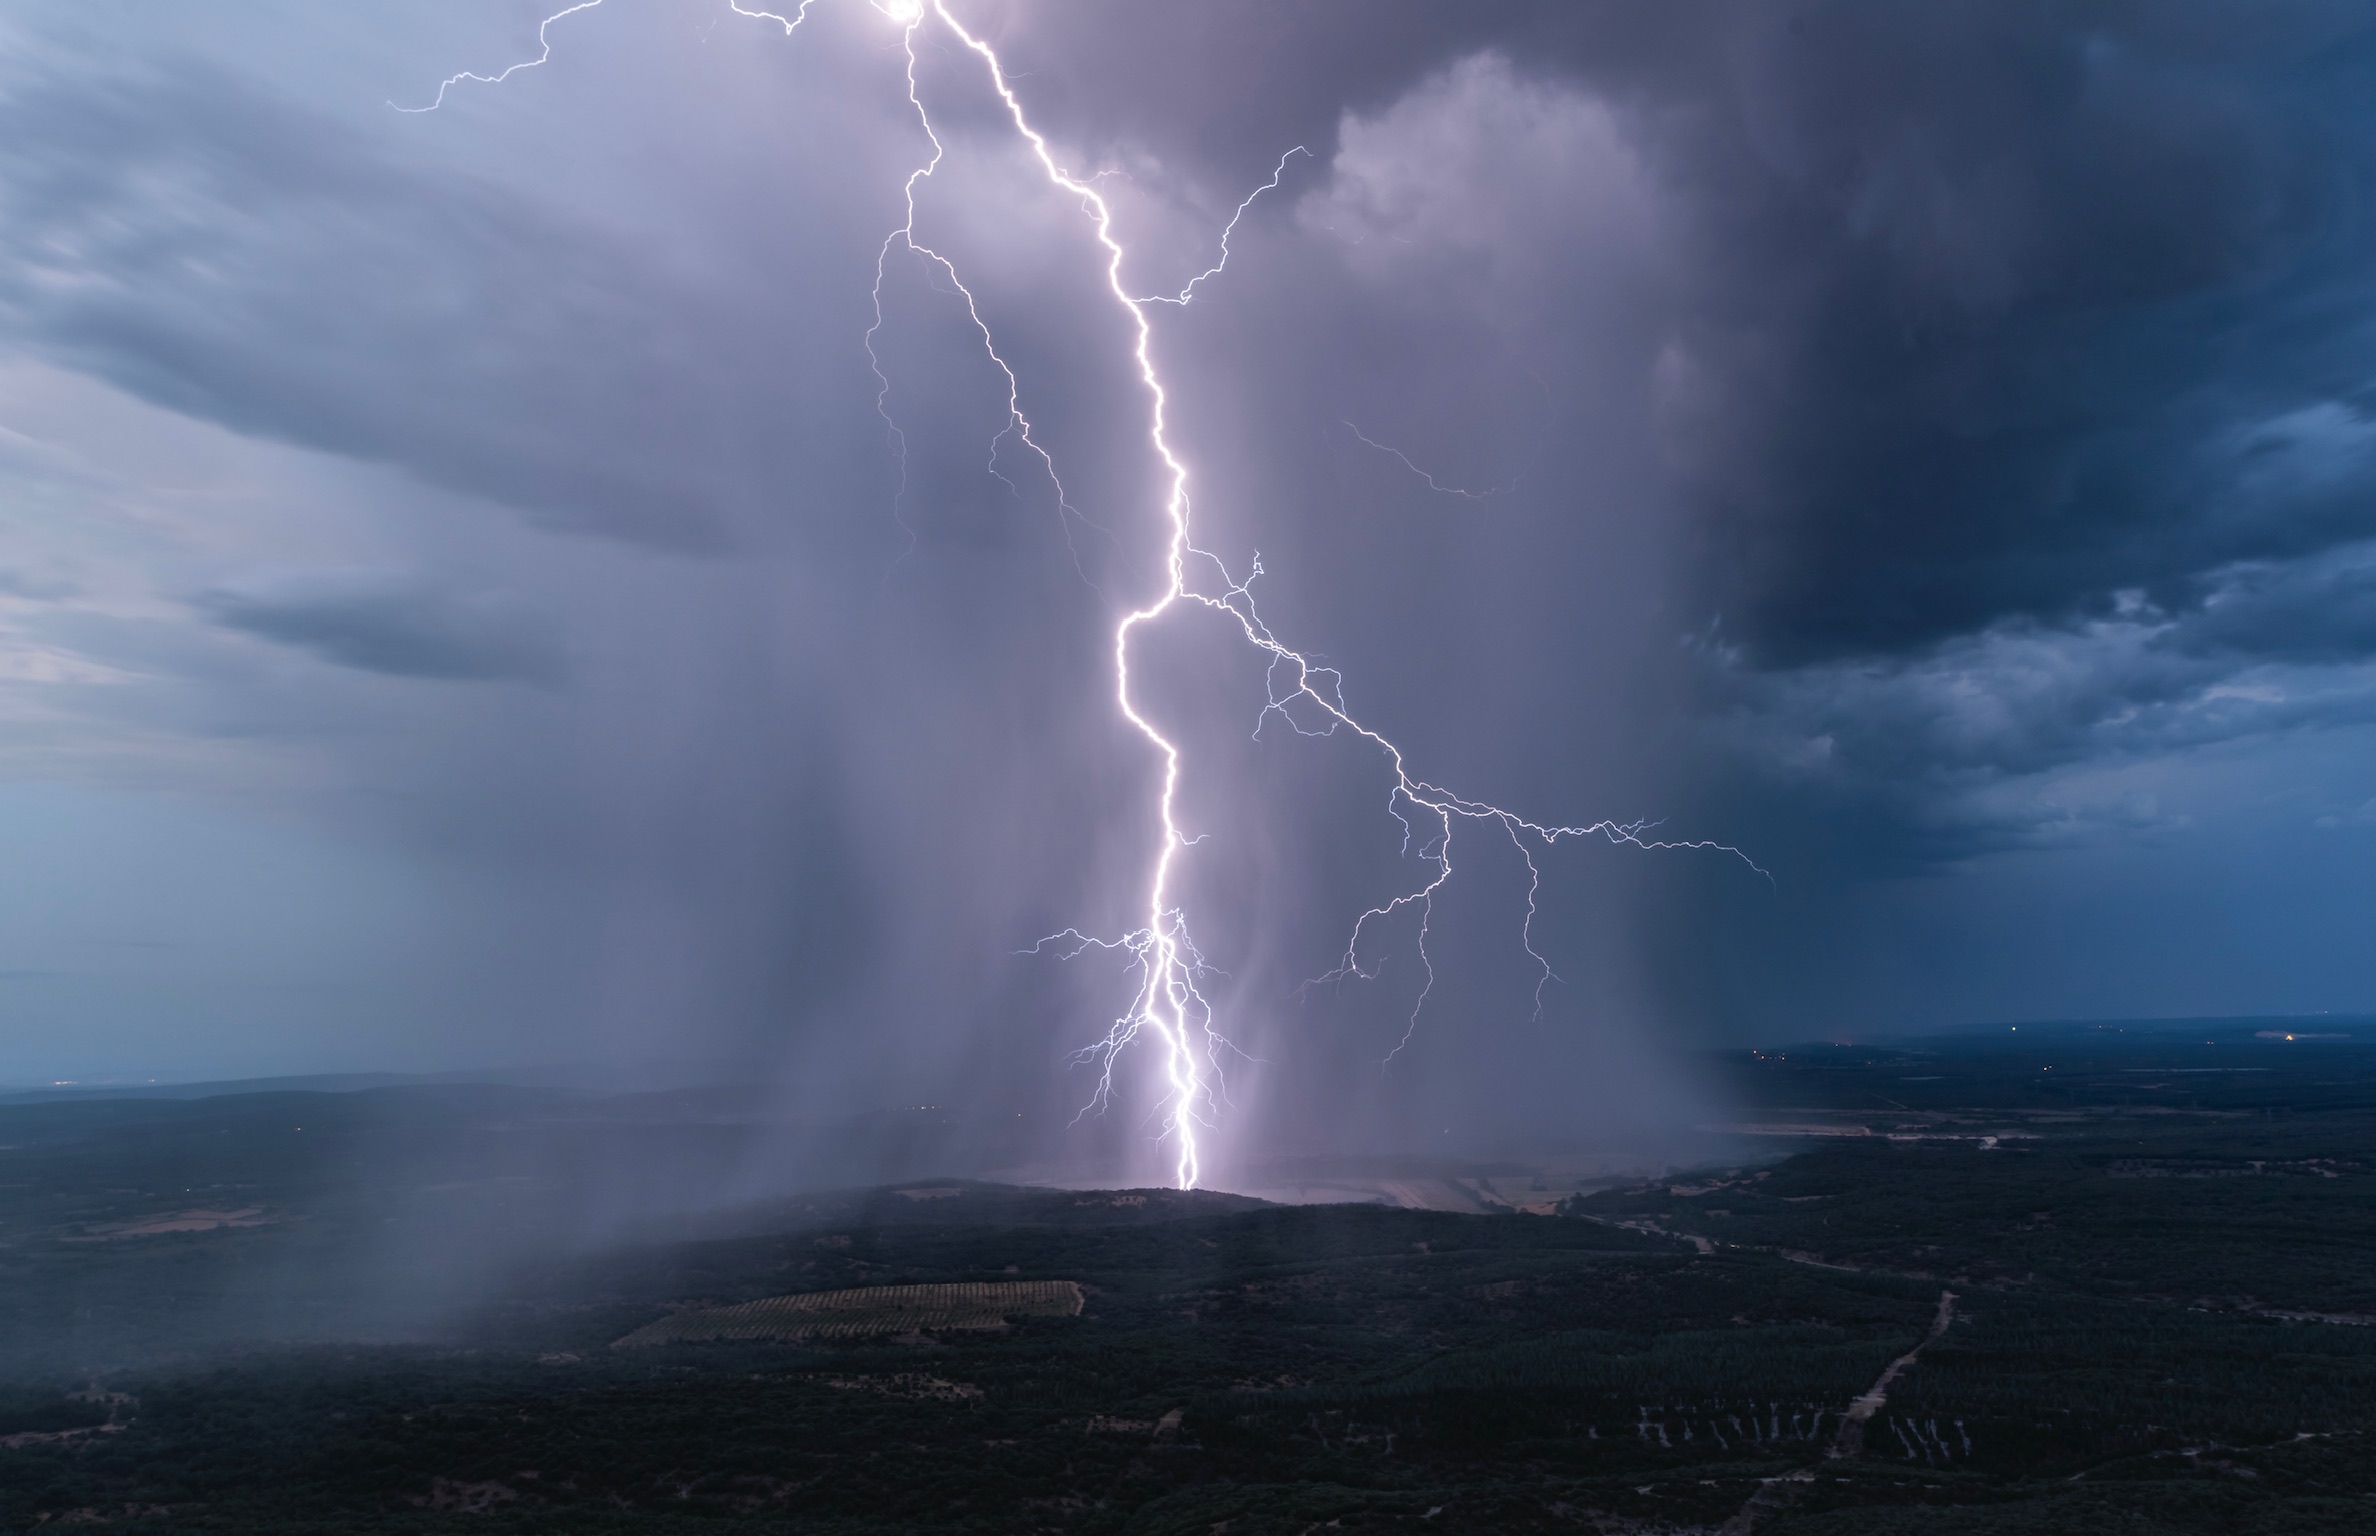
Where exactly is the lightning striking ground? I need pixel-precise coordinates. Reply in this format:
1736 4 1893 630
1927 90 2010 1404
408 0 1763 1192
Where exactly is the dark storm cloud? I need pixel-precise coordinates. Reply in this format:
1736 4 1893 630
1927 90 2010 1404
910 0 2376 1037
19 5 2356 702
976 0 2376 1071
1385 0 2376 869
1001 0 2376 717
6 0 2372 1120
2181 540 2376 665
1726 539 2376 761
200 571 561 682
0 57 838 551
1129 0 2373 672
1621 2 2376 667
1639 0 2376 859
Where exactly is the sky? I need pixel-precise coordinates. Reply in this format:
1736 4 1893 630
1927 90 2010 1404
0 1 2372 1180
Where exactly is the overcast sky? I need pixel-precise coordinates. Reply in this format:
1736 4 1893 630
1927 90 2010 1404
1 1 2371 1177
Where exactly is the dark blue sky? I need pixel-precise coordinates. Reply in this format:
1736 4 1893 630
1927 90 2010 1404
0 1 2370 1177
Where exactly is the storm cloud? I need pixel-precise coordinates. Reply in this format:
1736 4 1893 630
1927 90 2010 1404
0 0 2371 1179
200 570 562 681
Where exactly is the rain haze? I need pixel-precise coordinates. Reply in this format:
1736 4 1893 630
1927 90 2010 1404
3 0 2374 1198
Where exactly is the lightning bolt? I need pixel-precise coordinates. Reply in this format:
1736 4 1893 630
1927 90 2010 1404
393 0 605 114
1139 147 1308 307
724 0 823 34
865 3 1097 577
408 0 1764 1192
1343 420 1511 501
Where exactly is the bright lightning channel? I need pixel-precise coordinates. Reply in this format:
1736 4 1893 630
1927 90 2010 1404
408 0 1764 1193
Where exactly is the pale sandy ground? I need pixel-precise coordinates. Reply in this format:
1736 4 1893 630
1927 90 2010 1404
1222 1152 1704 1214
69 1206 279 1240
986 1145 1748 1213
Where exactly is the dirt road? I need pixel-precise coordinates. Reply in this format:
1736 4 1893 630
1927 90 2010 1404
1717 1289 1958 1535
